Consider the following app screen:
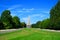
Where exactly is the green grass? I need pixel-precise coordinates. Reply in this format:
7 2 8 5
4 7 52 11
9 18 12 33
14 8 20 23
0 28 60 40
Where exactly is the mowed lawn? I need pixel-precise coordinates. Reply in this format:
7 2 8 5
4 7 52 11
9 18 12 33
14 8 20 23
0 28 60 40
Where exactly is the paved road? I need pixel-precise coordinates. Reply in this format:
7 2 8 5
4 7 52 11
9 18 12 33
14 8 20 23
0 29 22 34
39 28 60 32
0 28 60 34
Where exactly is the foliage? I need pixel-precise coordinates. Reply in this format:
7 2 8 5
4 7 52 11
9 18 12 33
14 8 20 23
50 1 60 30
36 21 41 28
0 1 60 30
0 10 25 29
31 21 41 28
1 10 13 29
31 1 60 30
12 16 21 28
40 19 50 29
31 24 36 28
31 19 50 29
20 22 26 28
0 16 4 29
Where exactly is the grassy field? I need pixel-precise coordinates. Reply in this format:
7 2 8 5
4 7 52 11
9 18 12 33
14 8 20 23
0 28 60 40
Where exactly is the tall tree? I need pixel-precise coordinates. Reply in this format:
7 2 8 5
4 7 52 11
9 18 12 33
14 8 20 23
50 1 60 29
1 10 13 29
12 16 21 28
0 16 4 29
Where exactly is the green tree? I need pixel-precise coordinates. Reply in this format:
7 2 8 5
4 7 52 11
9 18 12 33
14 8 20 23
31 21 41 28
36 21 41 28
31 19 50 29
40 19 50 29
50 1 60 30
20 22 26 28
1 10 13 29
0 16 4 29
12 16 21 28
31 24 36 28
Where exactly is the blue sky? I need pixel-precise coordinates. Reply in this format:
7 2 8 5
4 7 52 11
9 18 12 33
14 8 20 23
0 0 58 24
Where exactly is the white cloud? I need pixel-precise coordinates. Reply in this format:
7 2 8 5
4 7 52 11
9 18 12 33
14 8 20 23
22 17 28 24
11 13 23 17
30 8 34 10
23 17 28 21
22 8 34 11
11 13 16 17
7 5 21 10
11 11 23 17
22 14 45 20
22 14 45 22
18 10 31 12
21 12 49 24
30 14 40 17
25 10 30 12
22 8 34 12
7 5 49 14
41 11 49 14
17 8 34 13
29 14 45 18
9 8 34 13
18 10 23 12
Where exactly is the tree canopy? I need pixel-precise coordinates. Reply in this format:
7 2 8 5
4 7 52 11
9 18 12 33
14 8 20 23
0 10 26 29
50 1 60 30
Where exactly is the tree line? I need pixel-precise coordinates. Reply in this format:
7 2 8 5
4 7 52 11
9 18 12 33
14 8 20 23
0 10 26 29
0 1 60 30
31 1 60 30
